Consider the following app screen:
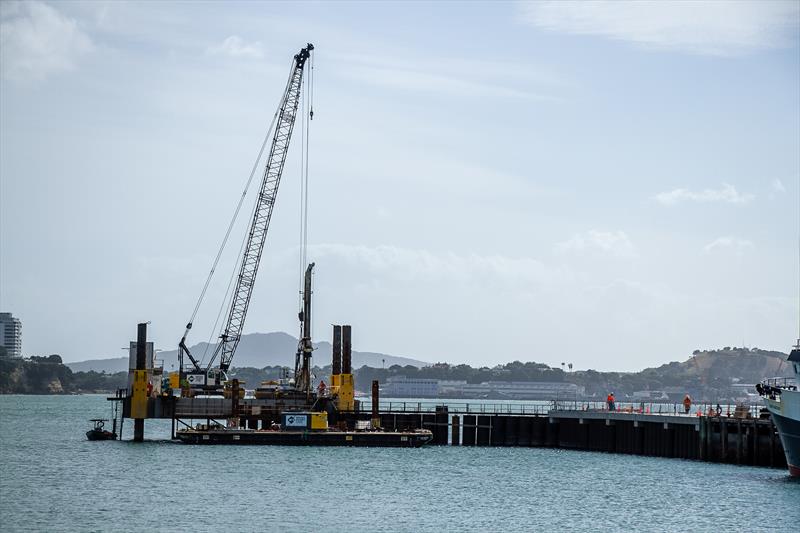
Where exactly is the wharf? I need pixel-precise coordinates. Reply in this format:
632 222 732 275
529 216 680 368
380 407 786 469
110 392 786 469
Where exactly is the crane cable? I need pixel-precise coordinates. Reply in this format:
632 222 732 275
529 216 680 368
299 51 314 311
298 72 306 308
182 64 291 341
304 53 313 268
201 214 251 365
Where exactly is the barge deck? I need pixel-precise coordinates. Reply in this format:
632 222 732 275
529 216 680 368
176 428 433 447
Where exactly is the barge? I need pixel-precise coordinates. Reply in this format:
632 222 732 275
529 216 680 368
176 410 433 447
176 427 433 447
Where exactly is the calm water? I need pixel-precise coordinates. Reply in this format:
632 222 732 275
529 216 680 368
1 395 798 532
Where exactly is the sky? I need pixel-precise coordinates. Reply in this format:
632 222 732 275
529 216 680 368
1 1 798 371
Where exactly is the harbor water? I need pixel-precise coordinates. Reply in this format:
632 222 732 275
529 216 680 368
1 395 798 532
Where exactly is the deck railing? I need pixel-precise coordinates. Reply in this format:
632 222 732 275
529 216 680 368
378 400 765 418
760 377 797 390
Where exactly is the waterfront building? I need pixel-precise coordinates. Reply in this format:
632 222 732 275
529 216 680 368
382 376 439 397
457 381 584 400
0 312 22 358
632 390 670 401
438 380 468 395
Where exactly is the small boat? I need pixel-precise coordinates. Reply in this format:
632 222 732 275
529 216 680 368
86 419 117 441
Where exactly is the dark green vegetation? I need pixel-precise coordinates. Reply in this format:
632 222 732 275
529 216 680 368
1 346 793 399
231 346 793 401
567 347 792 399
0 355 126 394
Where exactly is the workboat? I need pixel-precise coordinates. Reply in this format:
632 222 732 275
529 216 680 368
86 419 117 441
757 340 800 477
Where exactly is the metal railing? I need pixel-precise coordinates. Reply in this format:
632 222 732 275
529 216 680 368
760 377 797 390
380 401 552 415
378 400 766 418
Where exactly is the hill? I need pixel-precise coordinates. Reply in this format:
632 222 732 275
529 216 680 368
564 347 793 400
67 331 429 373
68 357 133 374
4 345 794 400
351 347 794 402
0 355 127 394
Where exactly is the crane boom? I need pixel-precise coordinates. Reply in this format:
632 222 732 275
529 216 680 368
202 43 313 377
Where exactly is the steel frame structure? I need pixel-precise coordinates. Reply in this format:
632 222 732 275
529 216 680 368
180 44 314 384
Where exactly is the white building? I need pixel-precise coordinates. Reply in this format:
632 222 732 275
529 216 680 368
382 376 439 398
457 381 584 400
0 313 22 358
632 390 669 401
381 377 584 400
438 380 468 395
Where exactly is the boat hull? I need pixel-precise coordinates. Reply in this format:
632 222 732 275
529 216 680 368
86 429 117 441
769 408 800 476
764 389 800 477
176 429 433 447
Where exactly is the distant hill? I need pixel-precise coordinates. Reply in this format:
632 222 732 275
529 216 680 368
11 345 795 400
639 347 793 384
1 355 72 394
66 331 429 373
354 347 795 402
565 346 793 400
68 357 132 374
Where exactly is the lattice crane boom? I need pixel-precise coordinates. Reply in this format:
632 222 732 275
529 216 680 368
215 43 313 373
179 44 313 382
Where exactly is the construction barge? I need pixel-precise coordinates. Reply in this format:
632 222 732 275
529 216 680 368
98 43 787 468
107 321 788 466
176 427 433 447
114 320 435 447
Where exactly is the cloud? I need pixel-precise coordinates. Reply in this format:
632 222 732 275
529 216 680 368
310 244 571 286
0 1 93 82
771 179 786 194
517 0 800 56
207 35 263 59
704 236 754 255
654 184 754 206
555 230 636 258
334 52 562 101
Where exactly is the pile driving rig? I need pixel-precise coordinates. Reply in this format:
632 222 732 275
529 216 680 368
178 43 314 395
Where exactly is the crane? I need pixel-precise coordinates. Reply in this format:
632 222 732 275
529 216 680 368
179 43 314 391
